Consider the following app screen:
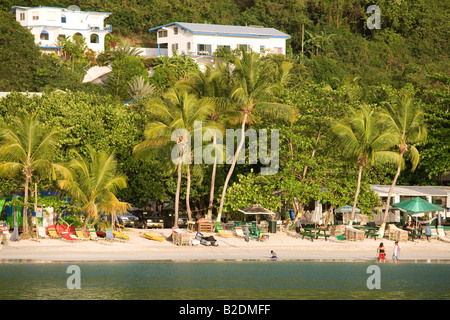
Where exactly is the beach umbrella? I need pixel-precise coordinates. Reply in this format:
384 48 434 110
238 204 275 223
392 197 444 227
391 197 444 214
335 205 360 213
238 204 276 215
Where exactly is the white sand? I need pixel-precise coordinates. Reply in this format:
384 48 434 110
1 228 449 263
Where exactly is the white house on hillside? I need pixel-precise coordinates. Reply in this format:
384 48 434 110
10 6 112 54
149 22 290 65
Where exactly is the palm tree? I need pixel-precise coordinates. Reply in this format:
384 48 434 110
378 94 427 235
179 63 239 220
133 88 211 225
215 50 294 225
128 75 156 99
331 105 403 223
57 147 129 231
0 114 61 234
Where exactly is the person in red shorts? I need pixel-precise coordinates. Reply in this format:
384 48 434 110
377 242 386 263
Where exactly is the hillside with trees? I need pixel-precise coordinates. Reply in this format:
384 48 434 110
0 1 448 231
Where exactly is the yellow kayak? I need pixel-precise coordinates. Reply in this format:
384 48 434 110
144 233 165 242
112 230 129 240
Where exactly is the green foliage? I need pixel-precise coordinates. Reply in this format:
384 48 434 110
107 56 149 100
223 171 281 219
0 11 41 91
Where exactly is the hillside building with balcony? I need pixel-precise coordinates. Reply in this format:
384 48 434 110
10 6 112 54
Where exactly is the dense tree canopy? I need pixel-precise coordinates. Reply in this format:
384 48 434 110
0 1 448 224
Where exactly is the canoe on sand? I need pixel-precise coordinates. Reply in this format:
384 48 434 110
143 233 165 242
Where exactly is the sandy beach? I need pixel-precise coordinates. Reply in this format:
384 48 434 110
1 228 449 263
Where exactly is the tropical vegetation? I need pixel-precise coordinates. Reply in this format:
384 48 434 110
0 1 448 234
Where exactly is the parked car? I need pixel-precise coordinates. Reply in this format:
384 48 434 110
160 209 189 228
116 212 139 227
133 210 164 229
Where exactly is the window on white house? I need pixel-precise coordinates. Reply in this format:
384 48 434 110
61 15 66 23
40 31 49 41
32 12 39 21
197 44 212 55
187 42 191 51
90 34 99 44
171 43 178 53
19 13 25 20
158 30 168 38
238 44 251 52
260 45 265 53
58 34 66 40
174 27 178 35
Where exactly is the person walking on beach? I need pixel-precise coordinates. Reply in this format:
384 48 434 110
392 241 401 263
295 219 302 235
377 242 386 263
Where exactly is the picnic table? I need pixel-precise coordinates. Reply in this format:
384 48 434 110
355 226 380 240
405 228 429 241
300 227 330 242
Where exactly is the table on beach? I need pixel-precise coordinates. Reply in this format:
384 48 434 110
354 226 379 240
405 227 429 241
301 227 330 242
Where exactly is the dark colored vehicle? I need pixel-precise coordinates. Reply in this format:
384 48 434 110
133 210 164 229
160 209 189 228
116 212 139 227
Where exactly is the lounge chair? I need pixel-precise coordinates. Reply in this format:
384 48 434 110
217 228 233 237
88 228 100 241
437 226 450 243
75 228 90 241
47 227 61 239
335 229 345 240
106 229 125 242
61 231 80 241
234 227 245 237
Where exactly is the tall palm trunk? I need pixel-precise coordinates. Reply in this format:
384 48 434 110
186 163 192 221
207 135 217 220
217 113 248 223
23 173 30 233
377 148 406 238
350 163 364 224
174 154 182 227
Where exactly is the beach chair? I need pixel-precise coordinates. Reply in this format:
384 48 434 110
234 227 245 238
47 227 61 239
335 229 345 240
38 227 48 239
88 228 100 241
217 228 233 237
75 228 90 241
106 229 125 242
437 226 450 243
61 231 80 242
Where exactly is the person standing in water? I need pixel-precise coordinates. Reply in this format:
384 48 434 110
377 242 386 263
392 241 401 263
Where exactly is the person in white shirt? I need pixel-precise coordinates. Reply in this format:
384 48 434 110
392 241 401 263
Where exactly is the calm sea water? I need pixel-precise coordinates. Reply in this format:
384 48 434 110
0 261 448 300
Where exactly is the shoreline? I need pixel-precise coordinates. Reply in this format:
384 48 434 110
1 228 449 264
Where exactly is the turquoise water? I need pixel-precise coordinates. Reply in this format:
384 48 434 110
0 261 448 300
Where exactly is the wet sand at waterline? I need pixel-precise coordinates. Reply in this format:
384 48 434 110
1 228 449 263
